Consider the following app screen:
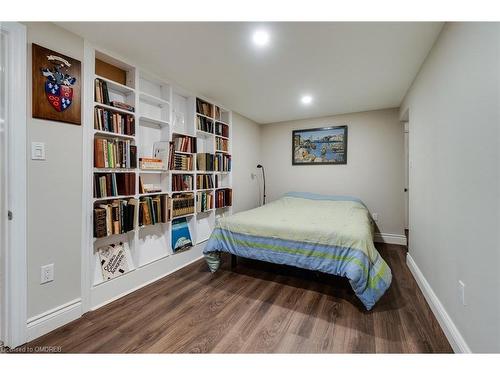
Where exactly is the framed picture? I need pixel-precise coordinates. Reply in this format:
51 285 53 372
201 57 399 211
292 125 348 165
32 43 81 125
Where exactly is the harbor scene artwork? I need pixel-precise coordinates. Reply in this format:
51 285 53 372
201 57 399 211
292 125 348 165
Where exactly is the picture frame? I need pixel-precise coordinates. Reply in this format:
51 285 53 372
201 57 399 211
292 125 348 165
32 43 81 125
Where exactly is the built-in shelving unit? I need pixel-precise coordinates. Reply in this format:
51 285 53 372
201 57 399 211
84 43 232 309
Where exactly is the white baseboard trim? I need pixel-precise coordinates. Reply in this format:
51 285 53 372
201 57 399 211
374 232 407 246
26 298 82 342
406 254 471 353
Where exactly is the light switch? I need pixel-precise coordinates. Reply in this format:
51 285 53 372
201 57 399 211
31 142 46 160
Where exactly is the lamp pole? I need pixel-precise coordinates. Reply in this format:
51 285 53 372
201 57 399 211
257 164 266 205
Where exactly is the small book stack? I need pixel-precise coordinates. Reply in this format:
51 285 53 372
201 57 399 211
215 122 229 138
196 98 213 118
93 198 138 238
94 107 135 135
215 137 228 152
196 174 214 190
139 195 170 227
94 172 135 198
215 188 232 208
196 191 213 213
139 158 165 170
214 153 231 172
94 138 137 169
196 153 214 171
172 174 193 192
196 116 214 133
171 193 195 217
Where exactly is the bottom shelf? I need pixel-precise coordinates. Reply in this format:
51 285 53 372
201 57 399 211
90 243 205 309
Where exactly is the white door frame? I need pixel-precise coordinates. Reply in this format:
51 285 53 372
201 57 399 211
0 21 27 348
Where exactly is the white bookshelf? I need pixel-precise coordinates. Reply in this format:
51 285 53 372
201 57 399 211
83 43 232 310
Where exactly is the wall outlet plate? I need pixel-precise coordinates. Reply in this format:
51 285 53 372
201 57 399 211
41 263 54 284
372 213 379 221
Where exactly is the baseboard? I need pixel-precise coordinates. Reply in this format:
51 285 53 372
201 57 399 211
374 232 407 246
406 253 471 353
26 298 83 342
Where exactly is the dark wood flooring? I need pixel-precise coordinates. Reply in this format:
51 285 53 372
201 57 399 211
23 243 452 353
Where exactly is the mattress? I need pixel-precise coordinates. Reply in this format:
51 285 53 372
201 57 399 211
203 192 392 309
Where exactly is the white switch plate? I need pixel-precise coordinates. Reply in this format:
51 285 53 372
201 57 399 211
41 263 54 284
31 142 46 160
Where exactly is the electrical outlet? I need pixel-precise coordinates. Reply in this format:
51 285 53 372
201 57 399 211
372 213 379 221
41 264 54 284
458 280 466 306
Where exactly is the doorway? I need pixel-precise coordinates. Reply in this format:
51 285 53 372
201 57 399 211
403 121 409 236
0 21 27 349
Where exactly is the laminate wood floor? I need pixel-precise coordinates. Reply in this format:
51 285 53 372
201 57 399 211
23 243 452 353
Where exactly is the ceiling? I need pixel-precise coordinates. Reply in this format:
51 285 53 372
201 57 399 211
57 22 443 124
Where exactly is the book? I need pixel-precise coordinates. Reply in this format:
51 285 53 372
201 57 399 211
94 106 135 135
196 115 214 133
215 122 229 138
172 174 193 192
171 217 193 252
139 158 165 170
93 198 136 238
196 153 214 171
171 193 195 217
138 195 168 226
94 138 135 169
98 242 131 280
196 174 214 189
196 191 213 212
196 98 213 118
215 188 232 208
110 101 135 112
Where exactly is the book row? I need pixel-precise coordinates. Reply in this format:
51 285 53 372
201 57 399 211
169 153 194 171
94 107 135 136
197 174 214 189
172 174 193 192
196 98 213 118
214 153 232 172
216 137 229 152
215 188 232 208
94 172 136 198
196 191 213 213
173 135 196 153
139 195 169 227
197 153 214 171
94 78 135 112
196 115 214 133
171 193 195 217
94 198 137 238
94 138 137 169
215 122 229 138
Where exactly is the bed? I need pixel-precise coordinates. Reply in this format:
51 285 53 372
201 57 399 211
203 192 392 310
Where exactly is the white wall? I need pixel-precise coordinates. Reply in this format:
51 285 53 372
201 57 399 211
231 112 262 213
24 22 84 318
261 108 405 236
400 22 500 352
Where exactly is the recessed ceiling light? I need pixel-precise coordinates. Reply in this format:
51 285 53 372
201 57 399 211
252 30 270 47
301 95 313 105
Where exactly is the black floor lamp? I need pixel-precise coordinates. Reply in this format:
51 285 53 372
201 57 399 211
257 164 266 205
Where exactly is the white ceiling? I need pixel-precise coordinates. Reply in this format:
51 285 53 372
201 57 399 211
57 22 443 124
